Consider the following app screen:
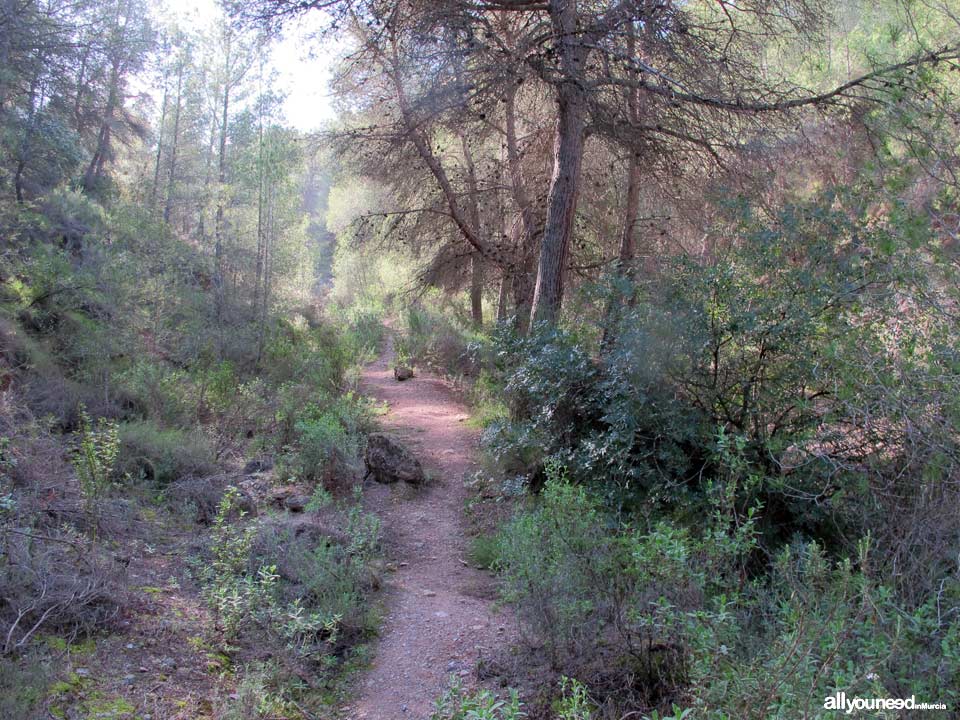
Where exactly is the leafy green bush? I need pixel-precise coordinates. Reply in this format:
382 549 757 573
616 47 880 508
261 318 350 392
556 677 593 720
430 677 525 720
115 420 215 485
337 308 384 364
272 390 372 488
199 485 382 704
71 405 119 536
116 360 195 425
495 464 960 717
677 540 960 719
219 661 300 720
466 369 510 429
203 486 262 638
486 193 960 586
467 534 501 570
296 409 359 483
480 324 601 491
497 467 710 708
254 502 382 639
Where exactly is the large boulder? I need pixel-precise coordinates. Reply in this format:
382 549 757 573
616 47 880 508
365 433 425 485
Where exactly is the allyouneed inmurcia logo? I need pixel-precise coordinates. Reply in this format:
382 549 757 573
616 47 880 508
823 692 947 714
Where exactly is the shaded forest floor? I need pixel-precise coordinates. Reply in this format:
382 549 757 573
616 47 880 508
15 332 516 720
34 494 242 719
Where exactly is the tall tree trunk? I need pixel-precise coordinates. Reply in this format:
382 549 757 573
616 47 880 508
214 36 232 333
150 77 168 209
601 28 643 351
0 7 10 113
497 271 510 323
73 45 90 134
459 132 484 327
257 184 274 365
470 255 484 327
163 61 183 223
82 58 120 193
529 81 586 326
504 82 538 332
13 71 41 204
198 113 217 243
529 0 588 327
511 268 535 332
253 62 265 317
601 158 642 350
14 159 25 204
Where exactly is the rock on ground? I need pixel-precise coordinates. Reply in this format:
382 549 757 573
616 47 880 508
365 432 425 485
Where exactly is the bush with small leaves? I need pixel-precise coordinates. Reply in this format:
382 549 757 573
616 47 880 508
496 461 960 717
71 404 119 537
556 676 593 720
200 485 382 679
114 419 215 485
430 677 526 720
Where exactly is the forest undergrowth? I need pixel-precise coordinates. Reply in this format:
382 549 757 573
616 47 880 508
3 0 960 717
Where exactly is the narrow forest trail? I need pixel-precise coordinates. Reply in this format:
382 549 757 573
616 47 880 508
343 335 511 719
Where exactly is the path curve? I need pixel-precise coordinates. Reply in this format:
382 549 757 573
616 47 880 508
344 336 509 719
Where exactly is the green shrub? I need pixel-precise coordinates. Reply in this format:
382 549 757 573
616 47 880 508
115 420 215 484
115 360 195 424
219 661 299 720
497 468 709 705
71 405 119 536
256 502 381 637
193 373 274 460
198 360 238 410
203 486 261 638
261 319 349 391
200 487 381 679
467 534 500 570
466 369 510 429
338 308 384 363
556 677 593 720
677 539 960 719
486 193 960 585
430 677 525 720
273 392 371 486
296 410 358 483
495 465 960 717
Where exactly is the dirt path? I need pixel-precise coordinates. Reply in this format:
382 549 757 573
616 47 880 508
343 336 509 719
